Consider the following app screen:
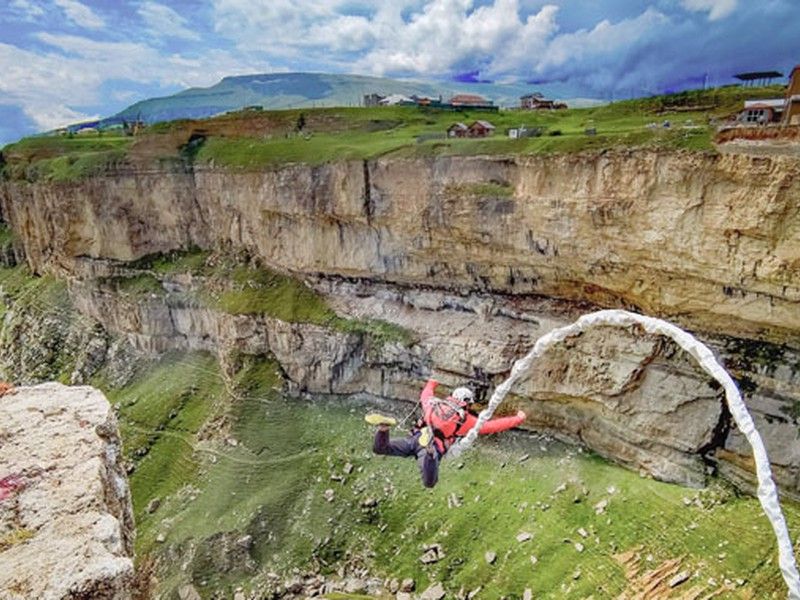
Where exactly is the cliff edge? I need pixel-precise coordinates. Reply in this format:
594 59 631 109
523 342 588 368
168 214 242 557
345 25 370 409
0 383 134 600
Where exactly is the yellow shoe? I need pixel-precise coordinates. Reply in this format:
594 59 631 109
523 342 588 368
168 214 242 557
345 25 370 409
418 426 432 449
365 413 397 427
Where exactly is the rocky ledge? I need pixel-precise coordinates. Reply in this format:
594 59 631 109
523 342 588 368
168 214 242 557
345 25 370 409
0 383 134 600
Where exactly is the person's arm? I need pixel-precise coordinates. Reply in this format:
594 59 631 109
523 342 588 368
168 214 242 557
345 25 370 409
460 410 526 435
419 379 438 413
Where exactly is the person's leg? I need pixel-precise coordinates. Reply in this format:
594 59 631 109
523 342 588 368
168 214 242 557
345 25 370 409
373 426 418 457
417 445 440 488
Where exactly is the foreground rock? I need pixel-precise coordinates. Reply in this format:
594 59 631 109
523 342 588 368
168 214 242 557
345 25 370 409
0 383 134 599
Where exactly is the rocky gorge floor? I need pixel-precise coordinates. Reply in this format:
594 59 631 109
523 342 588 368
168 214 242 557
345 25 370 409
104 351 798 600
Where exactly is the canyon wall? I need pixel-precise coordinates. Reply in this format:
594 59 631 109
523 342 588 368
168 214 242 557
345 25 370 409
3 151 799 340
1 150 798 495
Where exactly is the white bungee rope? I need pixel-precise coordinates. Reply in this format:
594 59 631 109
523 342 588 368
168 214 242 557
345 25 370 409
448 309 800 599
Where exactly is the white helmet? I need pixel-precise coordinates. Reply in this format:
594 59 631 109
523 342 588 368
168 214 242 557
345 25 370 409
451 387 474 403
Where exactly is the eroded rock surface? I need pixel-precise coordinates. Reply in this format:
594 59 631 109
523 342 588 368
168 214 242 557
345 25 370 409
0 151 798 495
0 383 134 600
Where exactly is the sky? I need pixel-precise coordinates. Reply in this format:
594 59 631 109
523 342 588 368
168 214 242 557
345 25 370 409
0 0 798 146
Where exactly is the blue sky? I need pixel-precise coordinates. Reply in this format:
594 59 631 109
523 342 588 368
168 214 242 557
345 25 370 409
1 0 798 146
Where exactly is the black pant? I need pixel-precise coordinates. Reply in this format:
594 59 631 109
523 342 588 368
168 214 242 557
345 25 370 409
373 428 440 488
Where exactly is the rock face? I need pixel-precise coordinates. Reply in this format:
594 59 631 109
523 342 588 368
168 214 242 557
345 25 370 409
0 151 798 494
3 152 800 341
0 383 134 599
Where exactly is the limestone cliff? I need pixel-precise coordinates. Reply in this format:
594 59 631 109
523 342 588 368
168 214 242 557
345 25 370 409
3 151 799 340
0 150 798 496
0 383 134 599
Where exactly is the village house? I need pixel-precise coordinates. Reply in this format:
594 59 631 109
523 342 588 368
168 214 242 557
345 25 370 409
468 120 495 137
739 99 785 124
449 94 496 110
520 92 567 110
736 65 800 125
783 65 800 125
447 122 469 138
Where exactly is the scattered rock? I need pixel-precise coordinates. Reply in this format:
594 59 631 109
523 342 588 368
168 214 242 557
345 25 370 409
343 462 354 474
572 569 582 580
485 551 497 564
156 533 166 543
344 578 367 594
178 584 202 600
146 497 161 514
420 543 446 564
519 454 530 463
594 499 608 514
226 437 239 447
400 578 415 592
420 582 446 600
516 532 532 543
388 578 400 593
323 489 335 502
577 528 588 538
233 591 245 600
530 555 538 566
554 483 567 494
361 497 378 508
669 571 690 588
236 535 253 549
523 588 533 600
397 593 413 600
448 493 462 508
467 586 482 599
575 542 585 552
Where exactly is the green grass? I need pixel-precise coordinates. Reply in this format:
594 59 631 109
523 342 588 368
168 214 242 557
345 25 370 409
1 135 131 182
2 84 784 180
108 273 164 297
104 352 223 522
0 265 80 382
109 351 800 600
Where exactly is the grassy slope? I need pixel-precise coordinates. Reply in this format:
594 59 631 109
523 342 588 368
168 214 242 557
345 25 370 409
0 258 796 598
105 350 800 600
126 248 413 345
1 84 786 181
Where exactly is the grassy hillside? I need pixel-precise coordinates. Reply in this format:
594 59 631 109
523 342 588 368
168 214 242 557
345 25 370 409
1 84 785 182
106 350 800 600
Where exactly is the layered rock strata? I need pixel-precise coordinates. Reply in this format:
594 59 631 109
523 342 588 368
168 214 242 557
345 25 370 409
0 383 134 599
0 151 798 495
2 152 799 341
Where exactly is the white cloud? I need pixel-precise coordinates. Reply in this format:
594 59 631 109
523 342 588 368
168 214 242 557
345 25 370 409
681 0 737 21
211 0 560 77
357 0 559 78
9 0 45 19
211 0 420 60
54 0 105 29
0 35 266 131
138 1 201 41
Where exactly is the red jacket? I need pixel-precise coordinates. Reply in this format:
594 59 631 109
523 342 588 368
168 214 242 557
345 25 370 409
420 379 524 445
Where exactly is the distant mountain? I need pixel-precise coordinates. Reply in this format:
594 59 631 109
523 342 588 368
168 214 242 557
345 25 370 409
109 72 598 125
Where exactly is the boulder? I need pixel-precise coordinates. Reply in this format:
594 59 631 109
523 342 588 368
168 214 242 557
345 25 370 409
0 383 134 599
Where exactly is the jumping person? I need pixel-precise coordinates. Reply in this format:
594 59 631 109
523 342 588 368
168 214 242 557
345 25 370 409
365 379 526 488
